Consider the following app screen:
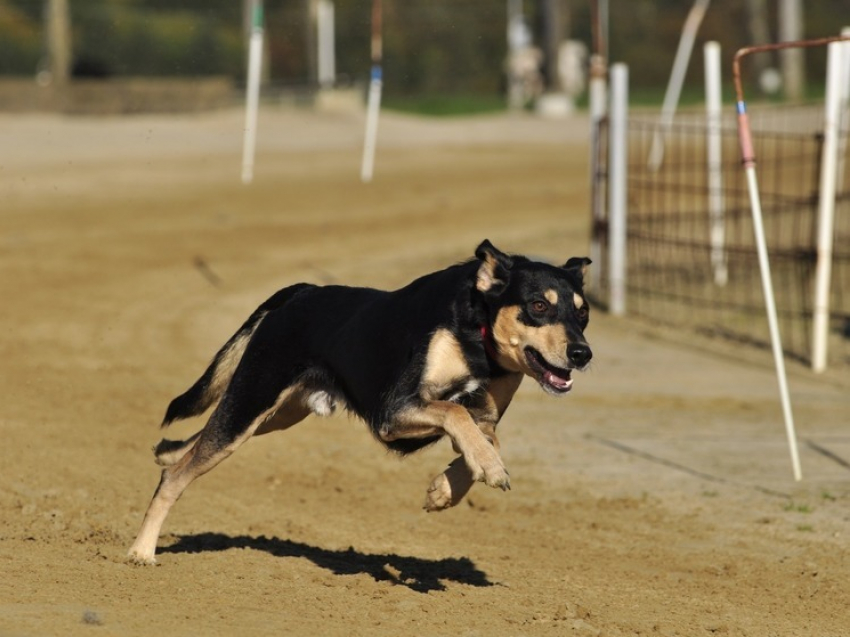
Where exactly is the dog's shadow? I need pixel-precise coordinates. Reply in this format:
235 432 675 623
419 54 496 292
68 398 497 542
160 533 495 593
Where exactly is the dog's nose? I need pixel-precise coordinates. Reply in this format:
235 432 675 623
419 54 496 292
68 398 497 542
567 343 592 368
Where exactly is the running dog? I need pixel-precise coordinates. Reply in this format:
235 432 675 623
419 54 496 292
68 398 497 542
128 240 592 564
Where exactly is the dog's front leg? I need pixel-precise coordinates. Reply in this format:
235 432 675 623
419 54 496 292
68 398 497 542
380 402 510 490
424 456 474 511
424 422 501 511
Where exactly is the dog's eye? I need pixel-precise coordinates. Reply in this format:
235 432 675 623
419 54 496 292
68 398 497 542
530 300 549 314
576 306 589 320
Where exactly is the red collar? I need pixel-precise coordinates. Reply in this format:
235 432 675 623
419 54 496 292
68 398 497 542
479 324 501 363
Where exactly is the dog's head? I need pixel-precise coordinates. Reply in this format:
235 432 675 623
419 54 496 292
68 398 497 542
475 240 592 395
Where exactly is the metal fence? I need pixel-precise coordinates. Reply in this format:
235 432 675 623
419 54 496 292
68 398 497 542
591 104 850 369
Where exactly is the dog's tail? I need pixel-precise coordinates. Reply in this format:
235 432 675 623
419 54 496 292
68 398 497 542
161 283 314 427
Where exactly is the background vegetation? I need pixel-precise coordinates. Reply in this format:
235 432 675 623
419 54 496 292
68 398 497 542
0 0 845 102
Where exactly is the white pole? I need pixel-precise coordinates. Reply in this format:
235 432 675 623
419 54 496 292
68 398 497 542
360 68 382 183
609 63 628 316
811 41 845 373
241 0 264 185
835 27 850 194
704 41 727 286
647 0 711 170
743 164 802 480
735 97 802 481
360 0 383 183
317 0 336 88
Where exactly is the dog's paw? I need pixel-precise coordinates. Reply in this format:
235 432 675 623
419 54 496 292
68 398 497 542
424 457 476 512
424 473 456 512
467 449 511 491
126 550 157 566
483 466 511 491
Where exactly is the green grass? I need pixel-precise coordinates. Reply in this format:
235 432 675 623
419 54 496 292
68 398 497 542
783 502 814 514
381 80 830 117
578 80 829 110
382 94 507 117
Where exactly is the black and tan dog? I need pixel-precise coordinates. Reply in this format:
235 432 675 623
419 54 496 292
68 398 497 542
128 240 592 564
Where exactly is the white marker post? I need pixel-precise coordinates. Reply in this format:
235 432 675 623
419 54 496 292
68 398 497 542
738 105 801 481
317 0 336 88
647 0 711 170
733 47 802 482
704 41 727 286
608 63 628 317
241 0 264 185
811 40 846 372
360 0 383 183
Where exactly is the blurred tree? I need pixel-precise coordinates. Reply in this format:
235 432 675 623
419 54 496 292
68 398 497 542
45 0 71 83
778 0 804 100
0 1 41 74
744 0 775 92
0 0 844 99
538 0 569 90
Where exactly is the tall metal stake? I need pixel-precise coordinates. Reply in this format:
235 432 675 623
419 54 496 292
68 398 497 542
241 0 264 185
732 34 850 480
360 0 383 183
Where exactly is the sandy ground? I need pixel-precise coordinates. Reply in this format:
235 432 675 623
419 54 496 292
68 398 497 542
1 107 848 637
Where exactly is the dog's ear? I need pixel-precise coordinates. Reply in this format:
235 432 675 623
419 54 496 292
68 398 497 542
475 239 513 295
563 257 592 287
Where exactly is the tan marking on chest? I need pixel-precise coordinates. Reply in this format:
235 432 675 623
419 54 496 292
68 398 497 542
421 329 472 401
485 372 524 417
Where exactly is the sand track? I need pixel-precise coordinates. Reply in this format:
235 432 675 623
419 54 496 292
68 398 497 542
1 108 847 636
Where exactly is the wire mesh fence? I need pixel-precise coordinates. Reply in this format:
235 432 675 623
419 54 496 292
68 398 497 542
591 104 850 369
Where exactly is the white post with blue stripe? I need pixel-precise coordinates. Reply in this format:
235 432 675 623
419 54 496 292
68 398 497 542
360 65 382 183
735 96 801 481
241 0 264 185
360 0 383 183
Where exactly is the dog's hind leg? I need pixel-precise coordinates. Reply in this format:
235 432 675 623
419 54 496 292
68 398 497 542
151 387 310 469
149 383 315 469
127 383 305 565
254 386 313 436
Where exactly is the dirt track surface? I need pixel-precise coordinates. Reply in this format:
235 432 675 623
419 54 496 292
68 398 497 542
1 108 848 636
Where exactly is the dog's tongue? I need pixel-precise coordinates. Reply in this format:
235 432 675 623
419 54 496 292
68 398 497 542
544 370 573 392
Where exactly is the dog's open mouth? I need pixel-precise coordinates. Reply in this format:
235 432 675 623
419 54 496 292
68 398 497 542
524 347 573 394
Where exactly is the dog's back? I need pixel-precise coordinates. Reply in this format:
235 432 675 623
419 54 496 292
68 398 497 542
161 282 316 427
160 261 476 425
